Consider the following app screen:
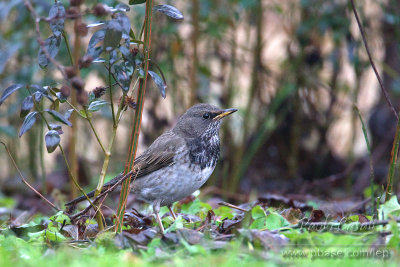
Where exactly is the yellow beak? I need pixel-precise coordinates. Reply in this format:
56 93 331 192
213 108 238 120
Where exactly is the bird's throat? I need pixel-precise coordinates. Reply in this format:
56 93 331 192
186 130 220 170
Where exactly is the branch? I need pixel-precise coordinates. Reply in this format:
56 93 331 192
350 0 398 120
70 170 135 221
1 142 60 212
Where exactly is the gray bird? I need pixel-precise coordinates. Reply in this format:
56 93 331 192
66 103 237 233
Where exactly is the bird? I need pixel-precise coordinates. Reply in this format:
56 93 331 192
65 103 237 233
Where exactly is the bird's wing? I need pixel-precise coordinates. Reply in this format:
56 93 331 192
65 131 183 206
131 130 180 177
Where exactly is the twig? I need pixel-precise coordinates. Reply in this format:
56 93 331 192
350 0 398 120
1 142 60 212
218 201 248 212
70 171 134 221
102 63 126 91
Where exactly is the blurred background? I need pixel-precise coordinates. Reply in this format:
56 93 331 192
1 0 400 207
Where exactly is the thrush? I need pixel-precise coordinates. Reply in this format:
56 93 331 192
66 103 237 233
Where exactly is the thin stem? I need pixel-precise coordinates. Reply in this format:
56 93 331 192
62 31 74 66
58 144 97 209
27 87 97 211
93 92 127 228
350 0 398 120
386 113 400 200
1 142 60 211
71 171 134 222
49 88 81 114
84 107 106 154
129 76 140 97
39 100 46 195
115 0 154 233
108 61 116 127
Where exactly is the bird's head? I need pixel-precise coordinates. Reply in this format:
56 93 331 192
174 103 237 138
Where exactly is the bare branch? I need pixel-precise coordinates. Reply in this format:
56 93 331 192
1 141 61 212
350 0 398 120
70 170 135 221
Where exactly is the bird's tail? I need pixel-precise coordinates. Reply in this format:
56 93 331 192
65 172 124 206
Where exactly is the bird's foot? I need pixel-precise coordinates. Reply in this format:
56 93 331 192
155 212 165 234
168 205 177 221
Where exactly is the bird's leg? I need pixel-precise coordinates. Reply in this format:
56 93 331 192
153 200 164 234
168 205 177 220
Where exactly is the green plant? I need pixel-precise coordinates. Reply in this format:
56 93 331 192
0 0 182 230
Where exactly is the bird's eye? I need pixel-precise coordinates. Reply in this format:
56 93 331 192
203 112 210 119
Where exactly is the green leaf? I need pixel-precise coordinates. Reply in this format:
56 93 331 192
104 20 122 52
19 111 38 137
28 230 66 242
264 211 291 230
87 30 105 58
251 205 266 220
64 109 74 120
378 195 400 220
213 206 235 220
45 130 60 153
148 70 166 98
249 206 289 230
165 216 185 233
20 95 34 118
0 84 24 105
50 211 71 225
45 109 72 126
180 198 212 215
115 12 131 36
88 100 109 112
38 35 61 68
153 5 184 20
114 65 130 92
129 0 146 5
49 1 65 37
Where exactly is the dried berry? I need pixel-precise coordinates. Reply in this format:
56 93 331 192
64 66 76 79
79 55 93 69
92 4 108 17
70 76 85 91
92 86 106 98
131 47 138 57
60 85 71 98
74 22 88 36
77 90 89 105
70 0 83 6
66 7 80 17
125 96 137 110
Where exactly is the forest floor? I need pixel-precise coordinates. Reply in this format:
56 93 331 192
1 184 399 267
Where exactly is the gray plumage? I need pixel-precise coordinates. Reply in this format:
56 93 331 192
66 103 237 233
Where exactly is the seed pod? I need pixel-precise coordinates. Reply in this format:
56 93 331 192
66 7 80 17
131 47 138 57
92 4 108 17
74 22 88 36
70 76 85 91
64 66 76 79
60 85 71 98
79 55 93 69
125 96 137 110
92 86 106 98
70 0 83 7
